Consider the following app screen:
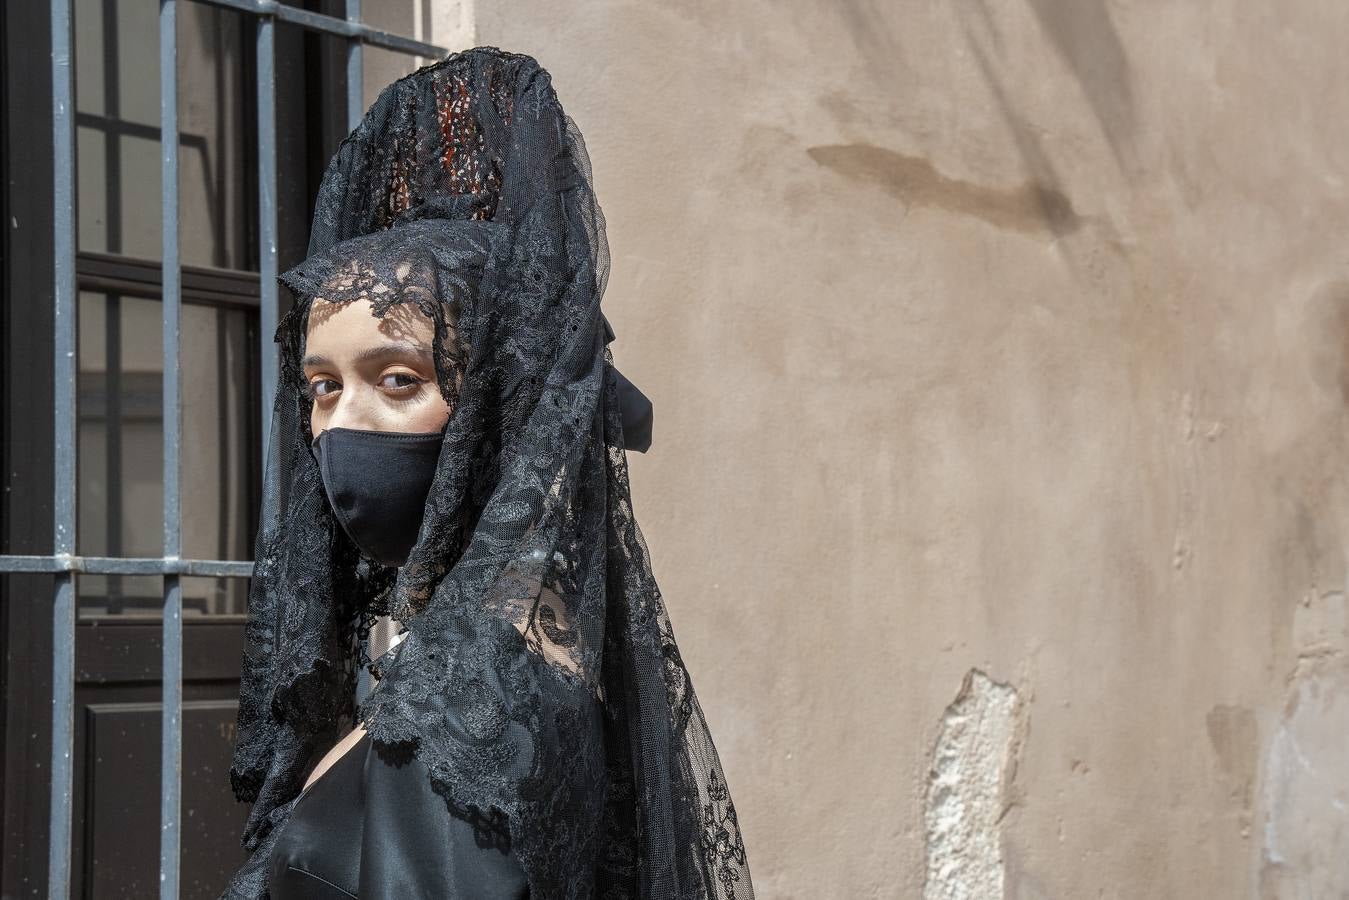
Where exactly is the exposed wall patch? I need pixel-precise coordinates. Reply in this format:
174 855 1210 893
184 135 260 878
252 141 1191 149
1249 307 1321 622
924 668 1024 900
1259 590 1348 897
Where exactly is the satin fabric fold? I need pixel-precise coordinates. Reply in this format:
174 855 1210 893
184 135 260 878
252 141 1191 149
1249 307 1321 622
267 728 530 899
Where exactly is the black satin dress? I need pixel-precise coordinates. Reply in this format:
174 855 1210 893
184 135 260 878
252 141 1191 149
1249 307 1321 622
266 726 530 899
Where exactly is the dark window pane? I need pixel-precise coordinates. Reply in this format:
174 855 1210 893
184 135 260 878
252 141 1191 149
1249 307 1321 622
75 0 251 269
77 292 255 617
77 292 164 611
360 0 435 108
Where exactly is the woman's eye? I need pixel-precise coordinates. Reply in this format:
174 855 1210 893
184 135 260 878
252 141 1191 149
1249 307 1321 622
381 372 425 393
306 378 339 400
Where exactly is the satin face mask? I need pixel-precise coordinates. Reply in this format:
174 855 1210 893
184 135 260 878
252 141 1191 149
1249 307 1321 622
310 426 446 568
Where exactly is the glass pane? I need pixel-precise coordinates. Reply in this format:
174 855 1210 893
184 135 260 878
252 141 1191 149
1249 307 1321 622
77 293 257 618
75 0 251 269
362 0 435 109
183 575 250 618
77 292 164 611
180 302 257 606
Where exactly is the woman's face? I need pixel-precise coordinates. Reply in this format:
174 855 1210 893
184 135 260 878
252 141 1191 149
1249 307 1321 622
302 297 450 437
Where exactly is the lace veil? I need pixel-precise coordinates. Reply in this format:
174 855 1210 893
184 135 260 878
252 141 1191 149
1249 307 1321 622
222 46 754 900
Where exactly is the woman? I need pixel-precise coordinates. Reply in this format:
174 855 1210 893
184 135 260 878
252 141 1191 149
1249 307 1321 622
221 46 753 900
262 281 533 899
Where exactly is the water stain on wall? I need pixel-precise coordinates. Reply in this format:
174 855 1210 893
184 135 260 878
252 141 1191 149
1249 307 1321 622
1205 703 1257 837
807 143 1082 236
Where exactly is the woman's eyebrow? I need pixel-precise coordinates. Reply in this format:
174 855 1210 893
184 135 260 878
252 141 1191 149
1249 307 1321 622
301 342 434 370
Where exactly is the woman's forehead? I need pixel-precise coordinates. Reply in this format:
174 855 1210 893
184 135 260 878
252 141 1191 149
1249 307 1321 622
304 297 436 357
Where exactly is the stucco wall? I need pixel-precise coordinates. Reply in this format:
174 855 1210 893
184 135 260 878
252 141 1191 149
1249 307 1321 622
442 3 1349 897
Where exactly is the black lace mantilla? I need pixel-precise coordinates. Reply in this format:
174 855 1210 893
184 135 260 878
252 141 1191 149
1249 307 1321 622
222 46 754 900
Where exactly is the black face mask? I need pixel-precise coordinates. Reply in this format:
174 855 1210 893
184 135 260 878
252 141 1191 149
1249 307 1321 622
310 426 446 568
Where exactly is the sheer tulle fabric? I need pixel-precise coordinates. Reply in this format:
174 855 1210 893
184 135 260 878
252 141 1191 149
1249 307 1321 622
222 46 753 900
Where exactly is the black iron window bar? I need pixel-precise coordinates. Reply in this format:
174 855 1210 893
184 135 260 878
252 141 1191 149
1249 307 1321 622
4 1 446 896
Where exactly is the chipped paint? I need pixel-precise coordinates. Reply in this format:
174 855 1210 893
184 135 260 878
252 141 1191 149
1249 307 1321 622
924 669 1023 900
1259 590 1349 897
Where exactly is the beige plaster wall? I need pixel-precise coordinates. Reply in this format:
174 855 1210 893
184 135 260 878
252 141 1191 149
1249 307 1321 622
455 3 1348 897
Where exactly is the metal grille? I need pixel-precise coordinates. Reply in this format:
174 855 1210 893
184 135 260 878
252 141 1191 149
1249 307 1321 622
4 2 446 895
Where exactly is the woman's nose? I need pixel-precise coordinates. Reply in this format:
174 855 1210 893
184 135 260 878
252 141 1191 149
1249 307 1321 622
323 388 379 433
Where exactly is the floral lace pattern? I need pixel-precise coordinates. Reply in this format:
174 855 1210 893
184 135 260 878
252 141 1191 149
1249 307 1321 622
223 47 755 900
